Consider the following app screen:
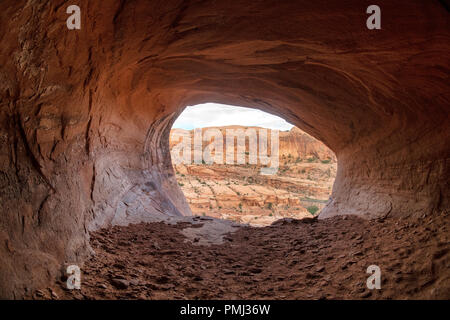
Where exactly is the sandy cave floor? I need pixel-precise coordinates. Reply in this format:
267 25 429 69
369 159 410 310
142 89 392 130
37 211 449 300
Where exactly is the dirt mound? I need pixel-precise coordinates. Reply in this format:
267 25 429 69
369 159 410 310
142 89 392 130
41 211 450 300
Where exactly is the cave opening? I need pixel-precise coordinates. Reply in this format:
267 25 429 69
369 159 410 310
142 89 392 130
169 103 337 226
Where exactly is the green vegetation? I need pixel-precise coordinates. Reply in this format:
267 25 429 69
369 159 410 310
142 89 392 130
178 182 184 187
321 159 331 164
307 157 317 163
307 205 319 215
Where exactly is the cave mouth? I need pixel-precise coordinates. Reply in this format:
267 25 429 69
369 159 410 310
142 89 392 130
169 103 337 226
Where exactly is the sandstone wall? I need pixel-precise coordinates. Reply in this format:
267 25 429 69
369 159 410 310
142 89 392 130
0 0 448 298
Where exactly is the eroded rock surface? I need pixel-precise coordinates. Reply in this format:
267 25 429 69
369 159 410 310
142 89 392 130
170 126 337 225
42 210 450 300
0 1 449 298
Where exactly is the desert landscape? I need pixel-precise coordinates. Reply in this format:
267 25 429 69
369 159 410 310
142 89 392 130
170 126 337 226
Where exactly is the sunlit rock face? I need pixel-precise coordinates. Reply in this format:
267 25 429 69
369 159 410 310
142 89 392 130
0 0 448 298
170 126 337 225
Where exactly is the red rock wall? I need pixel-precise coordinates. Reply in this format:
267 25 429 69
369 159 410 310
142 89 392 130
0 0 448 298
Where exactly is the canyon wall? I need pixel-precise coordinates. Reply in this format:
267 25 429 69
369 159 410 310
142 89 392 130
0 0 449 298
170 126 336 163
170 126 337 225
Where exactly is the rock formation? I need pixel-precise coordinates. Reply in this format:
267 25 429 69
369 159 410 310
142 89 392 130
0 0 448 298
170 126 336 225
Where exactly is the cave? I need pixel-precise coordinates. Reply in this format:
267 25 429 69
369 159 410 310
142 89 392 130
0 1 449 299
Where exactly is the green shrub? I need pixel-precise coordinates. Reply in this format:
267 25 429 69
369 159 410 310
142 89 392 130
307 205 319 215
321 159 331 164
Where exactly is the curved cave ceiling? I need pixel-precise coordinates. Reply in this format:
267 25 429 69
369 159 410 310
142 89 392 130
0 0 448 298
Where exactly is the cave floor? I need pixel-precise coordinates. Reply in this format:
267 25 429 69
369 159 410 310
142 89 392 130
48 211 449 300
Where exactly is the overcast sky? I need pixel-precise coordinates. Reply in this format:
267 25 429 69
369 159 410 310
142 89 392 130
172 103 294 131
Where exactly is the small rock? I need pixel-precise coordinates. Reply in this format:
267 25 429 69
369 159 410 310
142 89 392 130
35 289 45 297
113 263 126 269
156 276 170 284
193 275 203 281
129 279 141 286
49 288 59 300
250 267 263 274
110 278 129 289
223 269 235 275
316 266 325 272
360 291 372 298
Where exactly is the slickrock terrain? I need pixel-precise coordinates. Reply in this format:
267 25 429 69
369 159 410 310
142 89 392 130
170 126 337 225
0 1 448 298
42 210 449 300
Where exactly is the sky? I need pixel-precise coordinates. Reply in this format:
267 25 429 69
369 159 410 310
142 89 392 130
172 103 294 131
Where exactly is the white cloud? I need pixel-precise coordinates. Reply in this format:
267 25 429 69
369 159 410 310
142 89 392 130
172 103 294 131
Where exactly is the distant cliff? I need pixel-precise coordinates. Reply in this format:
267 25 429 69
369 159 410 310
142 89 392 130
170 126 336 226
170 126 336 163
